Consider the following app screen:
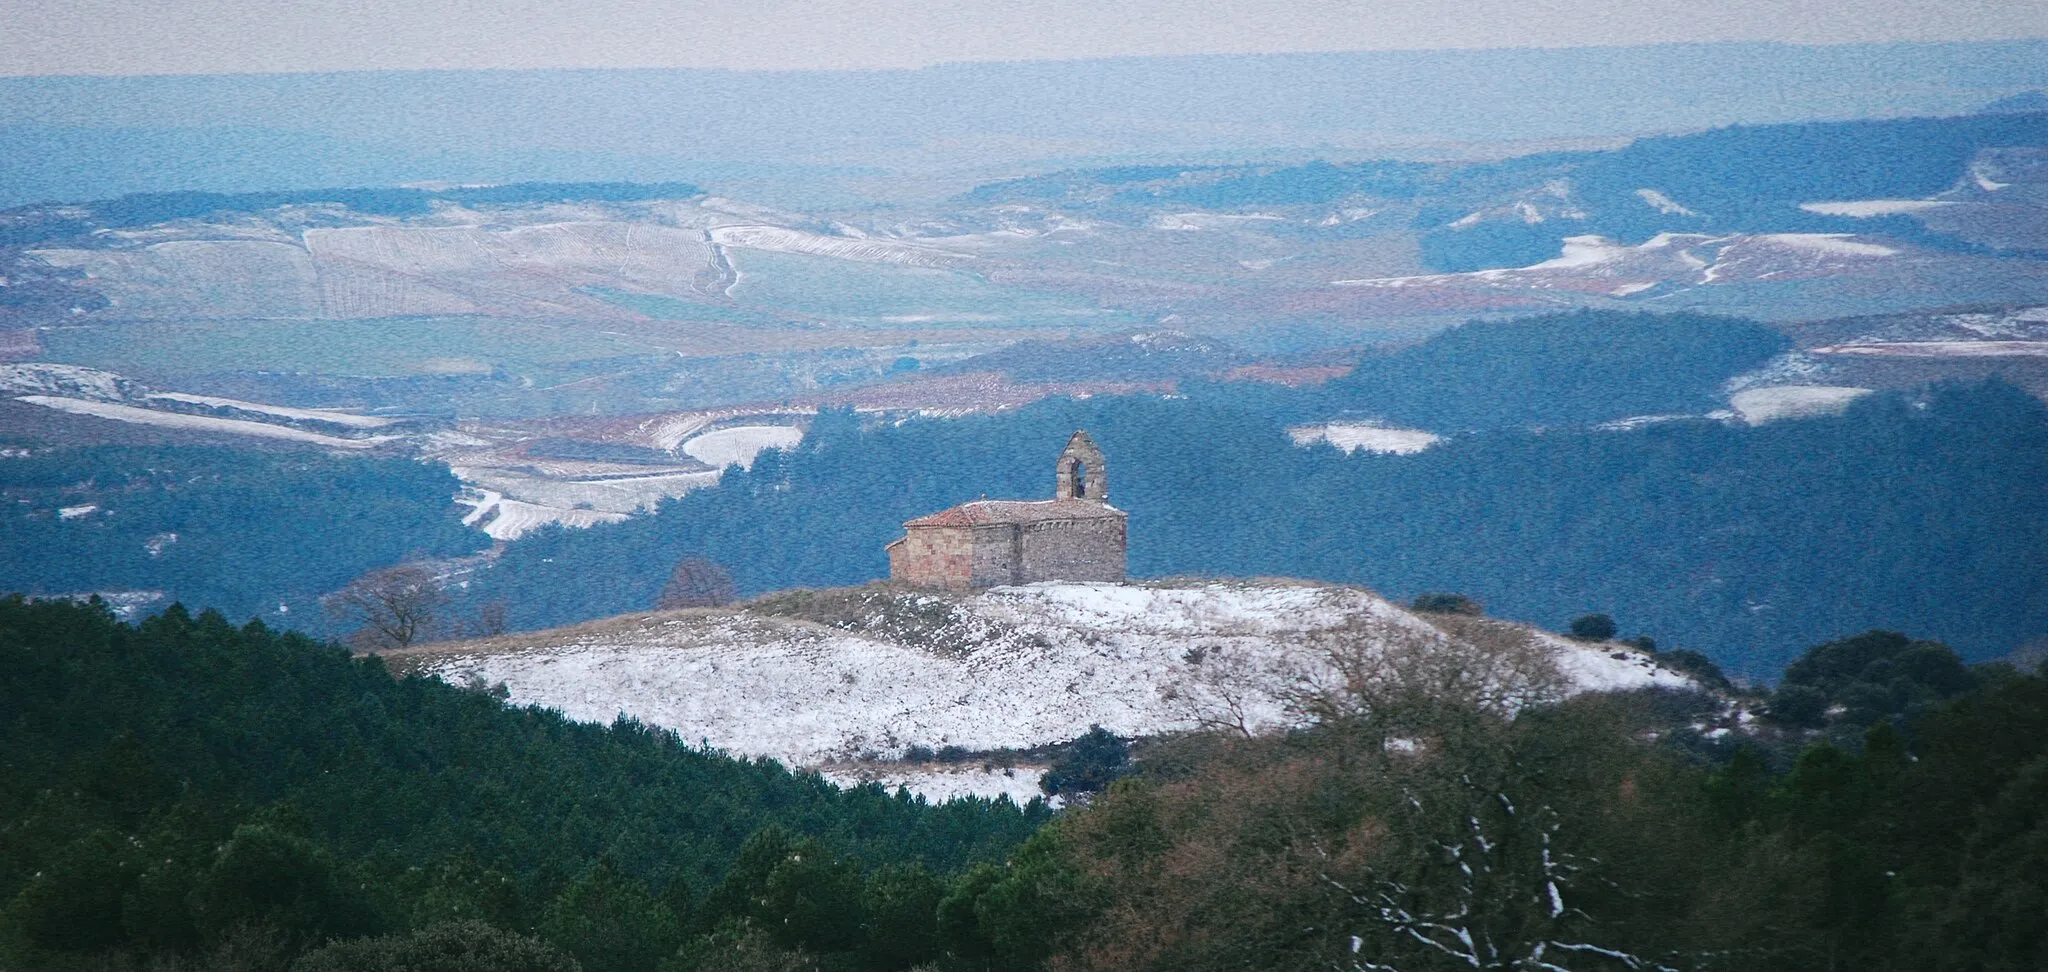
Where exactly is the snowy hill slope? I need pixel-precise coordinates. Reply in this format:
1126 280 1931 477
393 581 1694 797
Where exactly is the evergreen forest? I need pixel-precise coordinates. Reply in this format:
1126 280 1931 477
0 447 488 625
0 596 1044 972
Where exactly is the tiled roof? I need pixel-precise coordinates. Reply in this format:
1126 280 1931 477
905 499 1126 528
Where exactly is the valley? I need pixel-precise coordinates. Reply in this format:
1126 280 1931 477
5 33 2048 972
1 107 2045 729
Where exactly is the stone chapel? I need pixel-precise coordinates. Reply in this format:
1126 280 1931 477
885 431 1127 590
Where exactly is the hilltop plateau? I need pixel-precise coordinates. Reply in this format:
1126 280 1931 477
382 579 1701 801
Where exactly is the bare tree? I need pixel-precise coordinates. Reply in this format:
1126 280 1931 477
657 557 737 610
1283 614 1568 731
325 563 449 651
1169 612 1567 742
1087 611 1681 972
1167 642 1289 738
1292 619 1666 972
473 598 509 638
1322 778 1677 972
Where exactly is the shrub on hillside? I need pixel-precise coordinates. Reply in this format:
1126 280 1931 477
1569 613 1618 641
1653 647 1734 692
1041 726 1130 797
1769 630 1978 728
1412 592 1483 615
1764 684 1830 728
658 558 737 610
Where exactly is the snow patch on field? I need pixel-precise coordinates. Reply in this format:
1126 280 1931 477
682 426 804 469
1813 341 2048 358
146 393 400 428
305 222 713 318
1152 212 1289 231
458 489 502 528
1799 199 1954 217
1729 385 1874 424
412 581 1694 802
1946 306 2048 338
13 396 396 448
1333 229 1903 292
0 363 136 401
1724 351 1838 392
1524 235 1631 270
32 240 324 319
1289 422 1442 454
476 498 629 541
708 225 970 267
1635 189 1699 216
1754 234 1898 257
453 465 720 517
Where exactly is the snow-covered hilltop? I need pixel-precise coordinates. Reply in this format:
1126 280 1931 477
393 581 1695 799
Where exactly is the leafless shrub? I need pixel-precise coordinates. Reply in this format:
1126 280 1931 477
1169 641 1292 738
1284 614 1568 730
1170 613 1566 741
323 563 449 651
473 598 509 637
657 556 737 609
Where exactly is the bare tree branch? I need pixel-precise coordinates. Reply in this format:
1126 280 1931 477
324 563 449 651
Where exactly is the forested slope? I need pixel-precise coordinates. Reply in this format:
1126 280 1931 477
11 597 2041 972
1304 309 1792 429
0 446 488 623
0 596 1044 971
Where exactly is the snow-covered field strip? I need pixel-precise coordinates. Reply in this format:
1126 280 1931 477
1813 341 2048 358
459 489 504 528
415 582 1694 801
145 392 400 428
682 425 805 469
1330 231 1899 290
1799 199 1955 217
14 396 396 448
478 499 629 542
708 225 971 267
1729 385 1874 424
452 465 720 516
0 363 135 400
1152 212 1289 231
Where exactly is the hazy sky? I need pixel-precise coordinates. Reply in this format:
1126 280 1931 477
7 0 2048 76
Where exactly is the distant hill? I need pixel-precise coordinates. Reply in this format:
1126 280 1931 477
6 40 2048 206
1311 309 1792 429
964 110 2048 272
1984 90 2048 114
